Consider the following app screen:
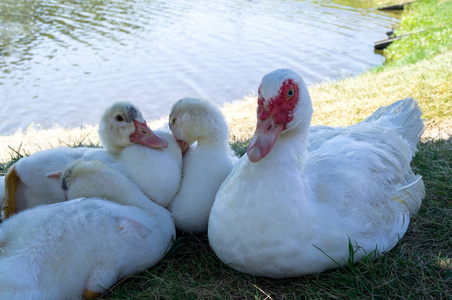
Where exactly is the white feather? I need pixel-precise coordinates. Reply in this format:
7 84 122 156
4 101 182 213
167 98 238 233
0 160 175 299
208 69 425 278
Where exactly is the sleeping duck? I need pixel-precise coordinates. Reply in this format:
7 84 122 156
1 101 181 220
208 69 425 278
167 98 238 233
0 159 175 299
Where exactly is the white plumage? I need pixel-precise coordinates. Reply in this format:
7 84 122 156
1 101 181 219
0 159 175 299
208 69 425 278
0 178 4 204
167 98 238 233
117 129 182 208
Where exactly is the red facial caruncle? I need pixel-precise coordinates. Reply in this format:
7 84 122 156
247 78 300 163
257 79 299 130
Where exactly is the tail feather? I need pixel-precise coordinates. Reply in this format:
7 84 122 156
395 173 425 216
363 98 425 157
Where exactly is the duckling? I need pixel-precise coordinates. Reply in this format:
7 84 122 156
1 101 181 220
167 98 238 233
0 159 175 299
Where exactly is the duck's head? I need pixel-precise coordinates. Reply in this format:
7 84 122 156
247 69 312 163
62 160 130 202
169 97 228 154
99 101 168 155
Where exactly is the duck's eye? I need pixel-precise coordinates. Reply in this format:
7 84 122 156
287 88 295 100
115 115 125 122
171 118 176 126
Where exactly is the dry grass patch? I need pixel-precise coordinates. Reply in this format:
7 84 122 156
0 125 101 164
310 50 452 137
223 50 452 143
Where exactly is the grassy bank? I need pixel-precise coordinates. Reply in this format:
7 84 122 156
383 0 452 66
1 0 451 299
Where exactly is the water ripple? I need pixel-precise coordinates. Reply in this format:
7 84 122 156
0 0 400 135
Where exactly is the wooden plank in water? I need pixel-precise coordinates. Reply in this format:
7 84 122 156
374 28 432 50
374 36 402 50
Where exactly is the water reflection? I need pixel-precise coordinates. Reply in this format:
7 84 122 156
0 0 399 135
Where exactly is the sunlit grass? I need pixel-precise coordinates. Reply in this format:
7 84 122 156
225 50 452 144
384 0 452 65
0 125 100 164
372 0 413 6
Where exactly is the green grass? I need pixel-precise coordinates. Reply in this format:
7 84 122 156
0 145 26 176
2 139 450 298
383 0 452 66
2 136 450 299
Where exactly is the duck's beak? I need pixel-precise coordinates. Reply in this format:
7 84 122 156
176 139 190 155
247 117 283 163
131 120 168 149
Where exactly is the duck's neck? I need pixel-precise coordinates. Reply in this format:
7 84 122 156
99 131 122 157
264 121 310 170
196 133 230 151
247 121 312 210
105 146 122 157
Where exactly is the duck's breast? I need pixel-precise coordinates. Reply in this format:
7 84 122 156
119 137 182 207
209 156 335 278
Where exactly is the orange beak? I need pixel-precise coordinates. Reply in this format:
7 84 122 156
131 120 168 149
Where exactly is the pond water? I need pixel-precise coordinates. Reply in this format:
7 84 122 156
0 0 399 136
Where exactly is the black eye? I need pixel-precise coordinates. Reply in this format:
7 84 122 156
287 88 294 100
171 118 176 126
115 115 125 122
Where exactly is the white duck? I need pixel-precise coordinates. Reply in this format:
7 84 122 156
167 98 238 233
0 159 175 299
117 127 182 208
0 178 4 205
1 101 181 219
208 69 425 278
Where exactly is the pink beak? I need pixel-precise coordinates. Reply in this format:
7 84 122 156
177 139 190 155
130 120 168 149
247 117 283 163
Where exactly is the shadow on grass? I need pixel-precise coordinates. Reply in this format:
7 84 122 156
1 139 450 299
